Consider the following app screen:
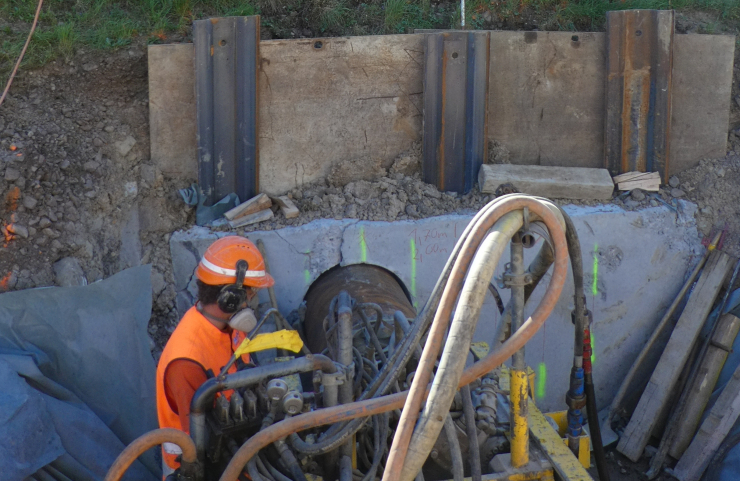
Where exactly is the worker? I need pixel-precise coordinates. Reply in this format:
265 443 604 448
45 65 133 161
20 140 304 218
156 236 274 477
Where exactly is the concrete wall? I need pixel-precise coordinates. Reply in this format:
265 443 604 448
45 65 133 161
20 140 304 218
171 202 702 412
150 33 735 193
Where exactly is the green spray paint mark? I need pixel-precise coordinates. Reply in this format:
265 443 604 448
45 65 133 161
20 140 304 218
591 331 596 364
410 239 418 308
536 362 547 400
304 269 311 286
592 243 599 297
360 227 367 263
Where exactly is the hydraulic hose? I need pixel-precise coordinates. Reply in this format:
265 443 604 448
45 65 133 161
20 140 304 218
389 196 568 481
460 384 481 481
559 208 609 481
220 195 570 481
104 429 196 481
444 414 464 481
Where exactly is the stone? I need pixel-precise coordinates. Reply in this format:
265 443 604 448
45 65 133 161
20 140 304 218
4 167 20 181
83 161 100 173
669 176 680 188
22 196 37 209
115 135 137 158
405 204 419 217
59 160 70 170
39 217 51 228
124 181 138 197
93 137 103 147
671 188 685 198
53 257 86 287
151 270 167 296
7 224 28 238
50 239 63 251
630 189 646 201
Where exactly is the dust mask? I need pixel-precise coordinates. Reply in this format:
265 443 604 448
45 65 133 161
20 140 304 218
228 307 258 333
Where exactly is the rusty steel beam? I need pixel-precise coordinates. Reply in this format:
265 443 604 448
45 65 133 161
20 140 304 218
605 9 674 181
194 16 260 205
422 31 490 194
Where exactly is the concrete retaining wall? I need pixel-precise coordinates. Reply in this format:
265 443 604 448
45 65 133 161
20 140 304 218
171 202 702 412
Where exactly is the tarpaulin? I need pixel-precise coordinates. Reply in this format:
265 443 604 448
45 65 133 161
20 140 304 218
0 266 159 481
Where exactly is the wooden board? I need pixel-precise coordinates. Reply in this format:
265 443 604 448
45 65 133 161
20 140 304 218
670 34 736 172
673 362 740 481
478 164 614 200
617 251 733 462
488 31 605 169
148 32 734 194
148 44 197 179
224 193 272 221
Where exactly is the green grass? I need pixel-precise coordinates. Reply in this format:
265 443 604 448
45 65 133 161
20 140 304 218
0 0 738 83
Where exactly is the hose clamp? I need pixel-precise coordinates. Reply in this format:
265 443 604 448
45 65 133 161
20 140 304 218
500 265 534 288
320 370 345 387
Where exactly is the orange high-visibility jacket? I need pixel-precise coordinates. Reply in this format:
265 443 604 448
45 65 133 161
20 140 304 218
156 306 249 470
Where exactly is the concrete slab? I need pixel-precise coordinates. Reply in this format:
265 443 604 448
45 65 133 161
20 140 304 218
170 202 702 412
478 164 614 200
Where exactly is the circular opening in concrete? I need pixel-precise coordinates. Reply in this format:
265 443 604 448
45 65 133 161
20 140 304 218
571 35 579 42
314 41 323 49
452 52 459 59
219 39 227 46
636 30 642 36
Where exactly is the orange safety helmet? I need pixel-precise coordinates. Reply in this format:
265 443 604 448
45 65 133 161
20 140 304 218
195 236 275 288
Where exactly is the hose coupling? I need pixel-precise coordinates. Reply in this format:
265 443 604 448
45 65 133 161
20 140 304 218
178 460 203 481
567 409 584 437
570 306 592 326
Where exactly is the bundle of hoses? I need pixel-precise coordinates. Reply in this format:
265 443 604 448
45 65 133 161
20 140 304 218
104 194 608 481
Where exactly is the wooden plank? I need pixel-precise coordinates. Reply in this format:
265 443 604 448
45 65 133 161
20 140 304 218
616 180 660 192
224 193 272 221
612 171 661 183
270 195 299 219
148 44 197 179
528 399 592 481
605 10 674 180
671 34 736 173
488 31 605 169
670 313 740 459
478 164 614 200
148 33 734 195
617 251 733 462
673 361 740 481
228 208 274 228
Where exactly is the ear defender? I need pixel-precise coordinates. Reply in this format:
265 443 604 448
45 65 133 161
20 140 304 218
217 260 248 313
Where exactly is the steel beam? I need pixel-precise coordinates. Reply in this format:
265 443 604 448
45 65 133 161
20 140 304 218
605 9 674 181
422 31 490 194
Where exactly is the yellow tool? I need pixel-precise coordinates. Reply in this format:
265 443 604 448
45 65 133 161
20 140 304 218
234 329 304 357
219 330 305 379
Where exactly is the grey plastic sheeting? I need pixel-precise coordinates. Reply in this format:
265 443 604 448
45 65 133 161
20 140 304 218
0 266 159 481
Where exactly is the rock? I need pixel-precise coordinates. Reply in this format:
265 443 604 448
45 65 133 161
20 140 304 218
93 137 103 147
15 177 25 189
717 167 725 177
114 135 137 158
344 204 358 218
60 159 70 170
53 257 86 287
630 189 646 201
39 217 51 228
390 154 420 177
405 204 419 217
22 196 37 209
83 161 100 172
124 181 138 197
671 188 685 198
668 176 680 188
104 125 115 133
4 167 20 181
151 270 166 296
50 239 63 251
7 224 28 238
82 62 97 72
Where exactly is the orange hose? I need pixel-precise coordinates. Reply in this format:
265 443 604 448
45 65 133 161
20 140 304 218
220 196 568 481
104 428 196 481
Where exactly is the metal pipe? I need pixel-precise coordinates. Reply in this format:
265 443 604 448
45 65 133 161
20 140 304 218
509 232 529 468
190 355 336 461
336 291 355 476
